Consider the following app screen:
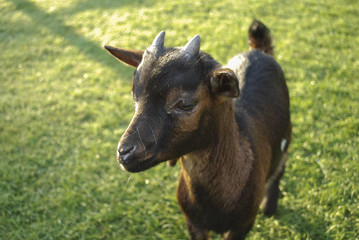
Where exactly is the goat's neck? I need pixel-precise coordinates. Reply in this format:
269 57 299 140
180 102 253 199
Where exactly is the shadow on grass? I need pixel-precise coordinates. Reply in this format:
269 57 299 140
9 0 148 74
57 0 157 15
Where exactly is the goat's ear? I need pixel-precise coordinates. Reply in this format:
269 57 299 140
209 68 240 101
104 45 143 68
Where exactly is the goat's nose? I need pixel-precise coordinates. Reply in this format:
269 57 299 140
118 145 137 164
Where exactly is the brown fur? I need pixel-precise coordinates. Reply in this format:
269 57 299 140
177 97 281 239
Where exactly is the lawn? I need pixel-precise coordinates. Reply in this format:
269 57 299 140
0 0 358 239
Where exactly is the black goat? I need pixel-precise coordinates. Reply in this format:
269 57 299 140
105 20 291 240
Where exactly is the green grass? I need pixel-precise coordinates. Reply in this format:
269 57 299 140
1 0 358 239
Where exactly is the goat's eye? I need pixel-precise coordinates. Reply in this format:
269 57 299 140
176 99 197 111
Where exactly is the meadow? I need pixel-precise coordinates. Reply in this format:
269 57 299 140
0 0 358 239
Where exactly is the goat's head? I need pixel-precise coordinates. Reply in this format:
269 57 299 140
105 31 239 172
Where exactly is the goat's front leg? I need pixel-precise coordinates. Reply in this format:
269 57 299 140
186 217 209 240
223 221 255 240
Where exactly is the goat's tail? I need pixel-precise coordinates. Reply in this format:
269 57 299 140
248 19 274 56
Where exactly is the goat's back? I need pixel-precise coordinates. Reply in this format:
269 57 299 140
229 50 291 177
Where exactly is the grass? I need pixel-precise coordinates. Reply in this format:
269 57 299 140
0 0 358 239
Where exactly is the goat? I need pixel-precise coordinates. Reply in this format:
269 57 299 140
104 20 291 240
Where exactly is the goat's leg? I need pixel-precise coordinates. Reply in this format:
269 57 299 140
186 217 209 240
224 221 255 240
262 153 287 216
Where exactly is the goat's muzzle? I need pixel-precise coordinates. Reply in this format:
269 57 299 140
116 139 158 173
118 144 137 164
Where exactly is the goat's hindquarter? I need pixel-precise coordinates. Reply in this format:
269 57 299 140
234 50 291 178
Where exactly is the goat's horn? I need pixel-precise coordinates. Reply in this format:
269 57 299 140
181 35 200 58
148 31 165 54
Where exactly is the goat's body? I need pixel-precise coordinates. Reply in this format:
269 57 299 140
107 20 291 240
178 50 291 239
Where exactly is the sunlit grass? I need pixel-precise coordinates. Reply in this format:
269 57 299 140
1 0 358 239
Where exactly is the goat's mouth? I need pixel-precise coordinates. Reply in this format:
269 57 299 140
117 153 160 173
